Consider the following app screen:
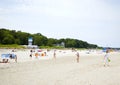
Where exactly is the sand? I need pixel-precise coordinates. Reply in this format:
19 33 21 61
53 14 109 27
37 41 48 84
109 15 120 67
0 49 120 85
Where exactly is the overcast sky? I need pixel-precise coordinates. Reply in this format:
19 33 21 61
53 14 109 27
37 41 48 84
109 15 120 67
0 0 120 47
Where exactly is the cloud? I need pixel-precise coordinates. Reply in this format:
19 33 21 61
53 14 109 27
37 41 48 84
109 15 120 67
11 0 120 21
1 0 119 19
0 0 119 27
0 0 120 47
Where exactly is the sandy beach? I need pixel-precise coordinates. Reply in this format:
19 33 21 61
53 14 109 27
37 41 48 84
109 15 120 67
0 49 120 85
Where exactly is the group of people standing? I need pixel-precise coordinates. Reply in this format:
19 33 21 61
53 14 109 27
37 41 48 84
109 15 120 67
53 49 111 67
0 49 110 66
53 49 80 63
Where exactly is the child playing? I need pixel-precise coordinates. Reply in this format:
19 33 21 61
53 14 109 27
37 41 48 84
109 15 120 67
104 49 110 67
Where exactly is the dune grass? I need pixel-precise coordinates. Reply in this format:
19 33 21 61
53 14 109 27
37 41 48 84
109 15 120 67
0 44 25 49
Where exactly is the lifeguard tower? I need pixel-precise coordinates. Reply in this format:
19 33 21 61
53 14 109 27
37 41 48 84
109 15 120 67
28 37 33 48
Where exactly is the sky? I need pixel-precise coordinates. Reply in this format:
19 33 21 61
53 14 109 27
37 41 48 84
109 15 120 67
0 0 120 47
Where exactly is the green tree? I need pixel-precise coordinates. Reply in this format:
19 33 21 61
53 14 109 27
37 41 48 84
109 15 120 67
0 29 10 43
0 28 99 48
15 39 21 45
47 38 57 46
33 33 48 46
2 34 14 44
65 38 76 48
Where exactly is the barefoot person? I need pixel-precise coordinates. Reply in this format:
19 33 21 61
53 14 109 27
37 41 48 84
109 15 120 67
76 51 80 63
53 50 56 59
30 49 33 58
104 49 110 67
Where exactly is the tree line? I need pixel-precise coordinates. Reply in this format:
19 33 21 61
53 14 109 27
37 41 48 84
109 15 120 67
0 28 98 48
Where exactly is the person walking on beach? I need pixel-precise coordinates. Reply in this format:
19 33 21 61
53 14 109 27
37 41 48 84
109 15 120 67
53 50 56 59
30 49 33 58
104 49 110 67
76 51 80 63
